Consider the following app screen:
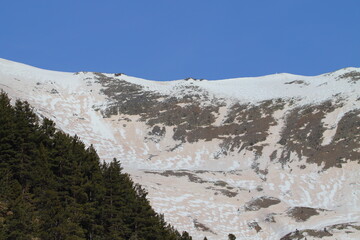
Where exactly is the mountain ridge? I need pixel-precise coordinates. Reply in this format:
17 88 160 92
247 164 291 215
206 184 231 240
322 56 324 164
1 57 359 105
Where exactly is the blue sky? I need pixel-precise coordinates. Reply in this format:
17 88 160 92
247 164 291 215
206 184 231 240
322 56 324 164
1 0 359 81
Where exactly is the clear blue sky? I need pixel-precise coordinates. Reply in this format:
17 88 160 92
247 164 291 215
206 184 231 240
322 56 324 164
1 0 359 81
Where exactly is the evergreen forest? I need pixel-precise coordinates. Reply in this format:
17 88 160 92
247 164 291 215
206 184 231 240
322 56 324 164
0 91 192 240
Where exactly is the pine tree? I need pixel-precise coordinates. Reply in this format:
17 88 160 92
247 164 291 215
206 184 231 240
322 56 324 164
180 231 193 240
0 91 17 200
3 195 39 240
0 92 193 240
101 159 130 239
228 233 236 240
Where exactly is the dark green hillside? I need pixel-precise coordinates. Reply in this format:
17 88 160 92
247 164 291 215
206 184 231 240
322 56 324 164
0 91 192 240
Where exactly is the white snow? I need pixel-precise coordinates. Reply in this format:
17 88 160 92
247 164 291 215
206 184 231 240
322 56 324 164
1 58 359 106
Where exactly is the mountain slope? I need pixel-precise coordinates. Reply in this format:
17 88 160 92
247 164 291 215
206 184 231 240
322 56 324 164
1 58 360 239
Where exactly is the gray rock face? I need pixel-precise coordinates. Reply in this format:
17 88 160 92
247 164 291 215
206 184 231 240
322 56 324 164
94 71 360 171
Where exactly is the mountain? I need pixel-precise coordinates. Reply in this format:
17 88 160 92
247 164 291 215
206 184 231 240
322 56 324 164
0 58 359 239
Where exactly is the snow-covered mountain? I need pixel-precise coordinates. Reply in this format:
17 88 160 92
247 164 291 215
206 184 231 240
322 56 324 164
1 58 360 239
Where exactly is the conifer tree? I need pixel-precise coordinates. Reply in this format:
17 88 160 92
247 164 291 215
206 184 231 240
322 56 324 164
0 92 193 240
228 233 236 240
180 231 192 240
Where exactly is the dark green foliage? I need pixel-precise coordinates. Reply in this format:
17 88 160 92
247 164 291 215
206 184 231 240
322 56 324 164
0 91 190 240
180 231 192 240
228 233 236 240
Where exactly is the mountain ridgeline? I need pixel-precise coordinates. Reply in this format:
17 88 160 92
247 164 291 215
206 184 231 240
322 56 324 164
0 92 192 240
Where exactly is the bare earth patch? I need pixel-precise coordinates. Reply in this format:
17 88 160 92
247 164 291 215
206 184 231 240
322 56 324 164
244 196 281 211
287 206 325 222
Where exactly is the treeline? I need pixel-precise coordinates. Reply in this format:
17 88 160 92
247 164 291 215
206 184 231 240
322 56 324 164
0 92 192 240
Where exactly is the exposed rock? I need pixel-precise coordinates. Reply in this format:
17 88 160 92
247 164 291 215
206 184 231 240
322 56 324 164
280 223 360 239
264 213 276 223
193 219 216 234
287 207 325 222
279 101 360 169
144 170 206 184
338 71 360 83
284 80 309 85
244 196 281 211
248 221 262 233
